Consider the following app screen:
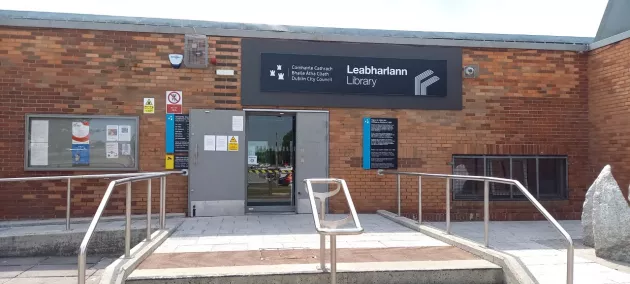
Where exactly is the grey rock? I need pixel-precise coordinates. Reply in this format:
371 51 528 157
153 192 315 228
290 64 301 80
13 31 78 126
592 165 630 262
581 166 610 247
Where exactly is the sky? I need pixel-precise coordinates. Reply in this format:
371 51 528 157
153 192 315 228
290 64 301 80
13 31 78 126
0 0 609 37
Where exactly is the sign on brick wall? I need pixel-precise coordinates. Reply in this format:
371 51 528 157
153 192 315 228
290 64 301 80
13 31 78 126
362 117 398 169
166 91 183 114
242 38 462 110
165 113 189 169
261 53 447 97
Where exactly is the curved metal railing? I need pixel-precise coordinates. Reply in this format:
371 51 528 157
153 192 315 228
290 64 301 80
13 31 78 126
377 169 574 284
304 178 363 284
0 172 179 230
77 171 184 284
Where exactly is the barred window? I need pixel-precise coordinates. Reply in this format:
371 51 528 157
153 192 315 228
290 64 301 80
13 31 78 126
452 155 567 200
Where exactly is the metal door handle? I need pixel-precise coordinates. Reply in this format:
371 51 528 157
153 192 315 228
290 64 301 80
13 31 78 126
195 143 199 165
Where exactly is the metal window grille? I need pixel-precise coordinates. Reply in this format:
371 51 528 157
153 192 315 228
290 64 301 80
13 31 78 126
184 34 208 68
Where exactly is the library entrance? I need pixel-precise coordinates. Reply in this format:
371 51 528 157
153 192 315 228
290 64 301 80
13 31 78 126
245 110 329 213
245 113 296 211
187 109 329 216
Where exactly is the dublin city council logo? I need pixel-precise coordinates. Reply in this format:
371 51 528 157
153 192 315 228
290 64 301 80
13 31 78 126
269 65 284 80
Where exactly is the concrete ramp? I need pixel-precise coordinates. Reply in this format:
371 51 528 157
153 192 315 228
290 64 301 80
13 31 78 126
126 214 504 284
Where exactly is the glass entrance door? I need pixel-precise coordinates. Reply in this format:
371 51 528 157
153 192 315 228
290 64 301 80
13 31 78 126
246 113 296 211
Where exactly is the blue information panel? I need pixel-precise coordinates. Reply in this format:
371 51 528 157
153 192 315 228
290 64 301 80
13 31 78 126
362 117 398 170
165 114 189 169
165 114 175 153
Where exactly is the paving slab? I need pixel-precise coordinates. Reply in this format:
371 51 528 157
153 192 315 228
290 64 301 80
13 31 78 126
427 220 630 284
0 259 44 267
0 256 114 284
0 266 32 279
156 214 450 254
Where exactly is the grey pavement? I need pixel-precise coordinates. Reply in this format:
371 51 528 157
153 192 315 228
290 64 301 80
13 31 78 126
427 220 630 284
0 256 114 284
154 214 450 253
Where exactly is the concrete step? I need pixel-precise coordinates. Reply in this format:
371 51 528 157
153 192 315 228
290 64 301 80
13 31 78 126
126 260 504 284
0 215 184 257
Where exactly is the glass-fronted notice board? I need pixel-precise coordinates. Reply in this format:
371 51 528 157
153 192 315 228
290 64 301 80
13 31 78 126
25 114 139 171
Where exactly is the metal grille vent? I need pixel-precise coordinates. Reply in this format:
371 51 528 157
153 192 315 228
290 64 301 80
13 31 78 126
184 34 208 68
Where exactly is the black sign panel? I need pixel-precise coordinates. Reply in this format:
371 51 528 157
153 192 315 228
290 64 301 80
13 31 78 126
261 53 447 97
174 114 189 153
365 118 398 169
174 155 188 170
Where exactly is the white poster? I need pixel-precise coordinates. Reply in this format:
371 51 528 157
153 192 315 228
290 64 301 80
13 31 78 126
30 143 48 166
118 125 131 141
106 125 119 141
215 135 228 151
232 116 244 132
121 143 131 156
31 120 49 143
71 121 90 144
106 142 119 158
203 135 216 151
248 155 258 165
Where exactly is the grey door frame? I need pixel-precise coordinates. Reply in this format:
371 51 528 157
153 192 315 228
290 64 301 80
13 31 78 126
243 109 329 214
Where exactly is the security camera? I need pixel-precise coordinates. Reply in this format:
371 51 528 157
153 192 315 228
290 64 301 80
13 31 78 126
168 54 184 69
464 66 475 76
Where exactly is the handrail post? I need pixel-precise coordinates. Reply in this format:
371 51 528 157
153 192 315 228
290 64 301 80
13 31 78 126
66 178 71 231
446 177 451 234
418 176 422 224
146 179 152 242
320 199 326 271
78 252 86 284
160 176 166 229
567 243 574 284
330 235 337 284
484 180 490 247
396 174 401 216
125 182 132 258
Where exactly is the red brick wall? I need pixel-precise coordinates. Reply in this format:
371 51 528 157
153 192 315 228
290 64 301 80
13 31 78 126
0 26 591 221
588 38 630 195
327 49 589 221
0 27 241 219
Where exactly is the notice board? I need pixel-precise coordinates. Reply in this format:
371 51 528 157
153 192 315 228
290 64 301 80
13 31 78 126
362 117 398 169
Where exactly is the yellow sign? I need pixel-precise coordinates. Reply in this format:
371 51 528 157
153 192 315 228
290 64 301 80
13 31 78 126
144 98 155 114
165 154 174 169
228 136 239 152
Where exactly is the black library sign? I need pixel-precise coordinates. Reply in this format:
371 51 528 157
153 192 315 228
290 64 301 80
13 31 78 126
260 53 447 97
174 114 189 153
363 117 398 169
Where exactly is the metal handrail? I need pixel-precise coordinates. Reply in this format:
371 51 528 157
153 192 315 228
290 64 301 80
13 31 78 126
304 178 363 284
0 172 180 230
77 170 184 284
377 169 574 284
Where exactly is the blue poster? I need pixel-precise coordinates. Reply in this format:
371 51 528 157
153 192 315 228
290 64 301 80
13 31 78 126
362 117 371 169
165 114 175 153
71 144 90 165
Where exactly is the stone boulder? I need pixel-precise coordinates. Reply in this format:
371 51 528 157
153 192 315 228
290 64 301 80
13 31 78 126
592 166 630 262
581 165 611 247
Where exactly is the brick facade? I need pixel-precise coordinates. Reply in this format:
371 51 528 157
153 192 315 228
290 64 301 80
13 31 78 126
588 38 630 196
0 27 241 219
328 49 589 221
0 25 605 221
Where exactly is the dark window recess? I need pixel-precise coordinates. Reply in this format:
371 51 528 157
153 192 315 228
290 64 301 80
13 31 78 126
452 156 568 201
